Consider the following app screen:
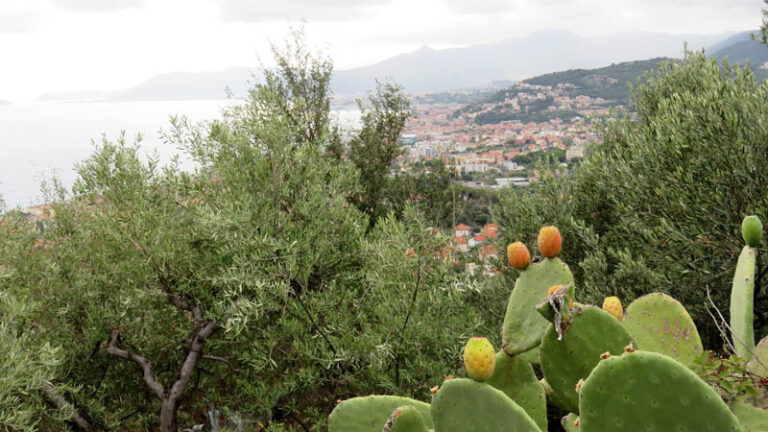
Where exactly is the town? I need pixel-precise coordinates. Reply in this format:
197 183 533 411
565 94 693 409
398 81 617 189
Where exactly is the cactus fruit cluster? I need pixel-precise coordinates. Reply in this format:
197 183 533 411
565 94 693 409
329 216 768 432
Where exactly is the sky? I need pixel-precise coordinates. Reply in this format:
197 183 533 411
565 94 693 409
0 0 761 103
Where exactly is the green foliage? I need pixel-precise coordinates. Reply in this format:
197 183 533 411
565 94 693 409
494 51 768 348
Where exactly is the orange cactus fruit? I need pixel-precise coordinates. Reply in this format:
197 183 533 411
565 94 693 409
507 242 531 270
537 226 562 258
602 296 624 321
463 337 496 382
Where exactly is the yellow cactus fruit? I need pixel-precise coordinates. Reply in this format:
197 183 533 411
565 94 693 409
547 284 573 308
602 296 624 321
537 226 562 258
463 337 496 382
507 242 531 270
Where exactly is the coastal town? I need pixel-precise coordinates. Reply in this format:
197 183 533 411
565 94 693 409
398 81 615 189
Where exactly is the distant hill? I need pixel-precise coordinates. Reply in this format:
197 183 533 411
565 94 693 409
0 99 10 106
36 30 733 102
523 58 671 104
454 57 672 124
707 30 768 80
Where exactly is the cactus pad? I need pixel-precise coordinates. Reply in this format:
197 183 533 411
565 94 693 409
486 352 547 430
747 336 768 376
731 398 768 432
431 378 541 432
329 396 433 432
383 405 429 432
578 351 743 431
623 292 703 366
502 257 574 355
561 413 579 432
731 244 758 360
540 305 631 413
463 337 496 381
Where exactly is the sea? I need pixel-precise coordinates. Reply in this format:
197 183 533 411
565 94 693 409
0 100 359 209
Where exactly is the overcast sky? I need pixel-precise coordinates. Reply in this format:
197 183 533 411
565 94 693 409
0 0 761 102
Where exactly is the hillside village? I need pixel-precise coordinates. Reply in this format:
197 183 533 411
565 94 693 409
399 81 611 189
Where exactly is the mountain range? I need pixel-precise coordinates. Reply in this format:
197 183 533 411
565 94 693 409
36 29 763 102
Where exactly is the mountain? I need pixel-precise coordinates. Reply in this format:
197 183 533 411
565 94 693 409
36 30 734 102
333 30 728 94
708 31 768 75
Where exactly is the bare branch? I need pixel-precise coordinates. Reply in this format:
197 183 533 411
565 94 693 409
105 330 165 399
41 380 93 431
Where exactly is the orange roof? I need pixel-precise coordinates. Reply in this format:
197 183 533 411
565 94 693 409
474 233 487 242
455 224 471 231
453 235 468 245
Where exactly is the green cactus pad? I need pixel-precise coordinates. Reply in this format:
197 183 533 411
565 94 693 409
578 351 743 432
742 215 764 247
732 399 768 432
502 257 574 355
519 345 540 365
383 405 429 432
731 245 758 360
747 336 768 376
539 378 572 413
431 378 541 432
486 352 547 431
329 396 433 432
623 292 703 366
540 305 631 413
561 413 579 432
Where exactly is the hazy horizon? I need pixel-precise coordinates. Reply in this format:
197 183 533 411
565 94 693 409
0 0 760 103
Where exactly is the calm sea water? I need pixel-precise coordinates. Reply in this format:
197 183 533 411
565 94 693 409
0 101 358 209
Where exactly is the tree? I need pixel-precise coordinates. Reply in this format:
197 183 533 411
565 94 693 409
348 79 413 227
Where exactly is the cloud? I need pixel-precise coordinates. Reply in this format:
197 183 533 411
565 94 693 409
214 0 389 22
50 0 142 12
440 0 518 14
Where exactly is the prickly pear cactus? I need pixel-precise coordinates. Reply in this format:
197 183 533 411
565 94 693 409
539 378 572 414
486 352 547 431
502 257 574 355
328 396 433 432
561 413 579 432
731 398 768 432
578 351 743 432
731 217 760 360
747 335 768 376
622 292 703 366
540 305 631 413
382 405 429 432
431 378 541 432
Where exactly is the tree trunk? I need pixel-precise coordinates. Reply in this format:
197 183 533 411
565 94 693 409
160 399 179 432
